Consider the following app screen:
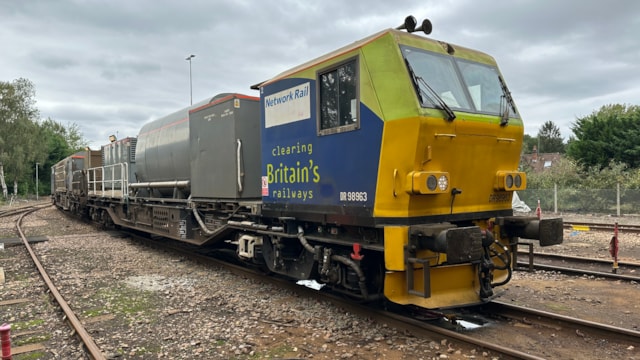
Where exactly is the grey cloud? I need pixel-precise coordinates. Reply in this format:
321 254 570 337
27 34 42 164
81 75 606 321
1 0 638 148
31 53 78 70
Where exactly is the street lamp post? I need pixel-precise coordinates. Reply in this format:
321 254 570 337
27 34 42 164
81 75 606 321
185 54 195 105
35 162 39 201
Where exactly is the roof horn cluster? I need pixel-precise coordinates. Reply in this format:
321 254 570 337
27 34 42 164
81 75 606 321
396 15 432 35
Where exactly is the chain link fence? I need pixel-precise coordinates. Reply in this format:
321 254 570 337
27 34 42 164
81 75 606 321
520 185 640 215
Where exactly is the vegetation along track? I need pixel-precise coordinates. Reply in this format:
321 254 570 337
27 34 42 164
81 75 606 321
1 204 103 359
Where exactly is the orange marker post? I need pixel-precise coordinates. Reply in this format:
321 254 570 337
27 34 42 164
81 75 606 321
609 222 619 274
0 323 11 360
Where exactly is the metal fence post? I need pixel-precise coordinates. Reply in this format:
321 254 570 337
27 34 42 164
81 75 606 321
617 182 621 217
554 183 558 214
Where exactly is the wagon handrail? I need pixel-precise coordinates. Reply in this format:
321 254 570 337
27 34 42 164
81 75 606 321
87 162 128 199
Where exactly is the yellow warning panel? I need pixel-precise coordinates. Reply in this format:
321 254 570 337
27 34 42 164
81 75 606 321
571 225 590 231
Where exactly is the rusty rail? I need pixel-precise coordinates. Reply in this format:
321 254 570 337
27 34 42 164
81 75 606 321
16 207 105 359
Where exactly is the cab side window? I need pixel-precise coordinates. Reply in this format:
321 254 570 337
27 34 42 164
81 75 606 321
318 59 359 135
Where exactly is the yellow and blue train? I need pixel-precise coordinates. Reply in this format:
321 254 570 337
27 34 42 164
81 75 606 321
52 16 562 309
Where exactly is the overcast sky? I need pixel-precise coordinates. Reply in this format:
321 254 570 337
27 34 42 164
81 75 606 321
1 1 639 149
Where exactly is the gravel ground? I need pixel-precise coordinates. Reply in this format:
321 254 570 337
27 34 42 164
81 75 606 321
537 211 640 260
2 205 494 360
0 204 90 359
500 212 639 359
1 203 639 359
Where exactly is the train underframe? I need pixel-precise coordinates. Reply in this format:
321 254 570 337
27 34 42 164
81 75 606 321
54 193 562 308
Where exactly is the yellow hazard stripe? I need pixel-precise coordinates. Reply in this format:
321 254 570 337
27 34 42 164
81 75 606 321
571 225 590 231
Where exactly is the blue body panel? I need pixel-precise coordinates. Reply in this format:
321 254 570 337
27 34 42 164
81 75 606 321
260 78 383 217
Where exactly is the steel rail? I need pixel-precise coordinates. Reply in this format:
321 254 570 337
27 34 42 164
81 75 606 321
127 232 545 360
486 300 640 345
376 307 547 360
0 202 52 218
516 251 640 268
565 221 640 233
515 252 640 282
16 207 105 359
517 262 640 281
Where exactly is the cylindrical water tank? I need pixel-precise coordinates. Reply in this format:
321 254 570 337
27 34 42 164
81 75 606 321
134 96 218 185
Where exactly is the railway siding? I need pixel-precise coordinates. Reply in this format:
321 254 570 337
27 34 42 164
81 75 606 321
0 231 87 359
3 204 640 359
2 205 488 359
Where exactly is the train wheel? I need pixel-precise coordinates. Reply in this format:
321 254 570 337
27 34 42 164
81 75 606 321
365 255 385 296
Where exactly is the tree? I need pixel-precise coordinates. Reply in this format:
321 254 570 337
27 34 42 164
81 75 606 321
566 104 640 169
522 134 537 154
0 79 86 200
36 118 85 195
40 118 86 154
537 120 565 153
0 78 42 199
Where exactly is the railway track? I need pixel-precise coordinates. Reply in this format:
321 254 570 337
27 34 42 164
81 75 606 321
4 210 638 358
516 219 640 281
0 202 49 218
469 300 640 358
516 250 640 281
129 230 640 359
130 234 541 359
565 220 640 233
1 204 104 359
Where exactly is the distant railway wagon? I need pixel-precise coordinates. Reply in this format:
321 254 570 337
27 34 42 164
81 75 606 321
52 16 562 309
51 149 101 213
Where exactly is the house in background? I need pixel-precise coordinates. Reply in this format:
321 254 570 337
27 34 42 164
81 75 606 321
520 145 563 172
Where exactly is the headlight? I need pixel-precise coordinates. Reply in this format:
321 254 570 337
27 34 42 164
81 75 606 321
406 171 449 194
438 175 448 191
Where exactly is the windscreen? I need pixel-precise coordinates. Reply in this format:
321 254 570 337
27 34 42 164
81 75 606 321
401 45 519 118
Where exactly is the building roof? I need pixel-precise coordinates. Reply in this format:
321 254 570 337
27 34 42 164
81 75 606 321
521 151 563 172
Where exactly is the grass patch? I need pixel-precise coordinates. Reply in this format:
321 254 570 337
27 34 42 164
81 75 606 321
8 271 35 282
11 319 45 331
82 307 109 317
545 302 572 312
81 285 158 323
14 334 51 346
130 346 156 355
214 339 226 346
14 351 47 360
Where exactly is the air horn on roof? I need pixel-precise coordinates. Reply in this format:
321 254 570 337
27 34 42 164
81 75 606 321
396 15 432 35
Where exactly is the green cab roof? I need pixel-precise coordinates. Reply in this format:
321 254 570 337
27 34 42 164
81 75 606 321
251 28 497 90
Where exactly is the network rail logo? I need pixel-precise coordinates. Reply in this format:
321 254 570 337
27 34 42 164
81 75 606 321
264 82 311 128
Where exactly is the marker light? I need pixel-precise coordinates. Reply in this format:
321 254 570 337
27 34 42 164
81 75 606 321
506 174 514 188
495 171 526 191
514 174 522 188
406 171 449 194
427 175 438 191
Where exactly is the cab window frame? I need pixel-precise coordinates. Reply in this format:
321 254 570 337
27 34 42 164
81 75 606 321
316 57 360 136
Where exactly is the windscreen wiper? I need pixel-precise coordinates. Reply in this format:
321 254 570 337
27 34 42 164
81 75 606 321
415 76 456 121
405 59 456 121
498 75 515 126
